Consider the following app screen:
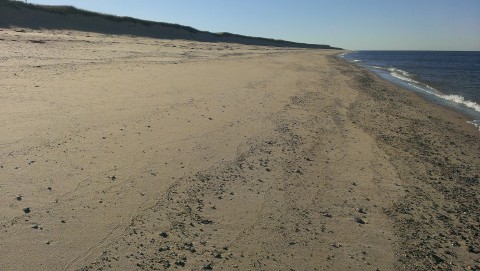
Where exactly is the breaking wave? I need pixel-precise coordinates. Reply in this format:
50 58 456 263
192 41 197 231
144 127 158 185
372 66 480 114
343 51 480 131
439 94 480 113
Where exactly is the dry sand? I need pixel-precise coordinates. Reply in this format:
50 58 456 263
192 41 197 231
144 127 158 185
0 29 479 271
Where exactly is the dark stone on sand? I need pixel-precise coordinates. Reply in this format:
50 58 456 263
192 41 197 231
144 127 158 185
184 242 195 252
159 246 170 252
16 195 22 201
356 207 366 214
201 219 213 224
468 245 480 254
23 207 31 214
203 263 213 270
175 259 186 267
159 231 168 238
354 217 365 224
430 253 444 263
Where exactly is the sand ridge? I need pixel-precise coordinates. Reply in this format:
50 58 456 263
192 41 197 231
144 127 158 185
0 1 338 49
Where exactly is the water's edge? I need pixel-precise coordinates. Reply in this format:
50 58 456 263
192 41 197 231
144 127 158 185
339 51 480 131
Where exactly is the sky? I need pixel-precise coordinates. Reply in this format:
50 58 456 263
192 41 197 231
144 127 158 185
25 0 480 50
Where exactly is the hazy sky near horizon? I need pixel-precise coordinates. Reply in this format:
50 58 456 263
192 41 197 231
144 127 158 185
26 0 480 50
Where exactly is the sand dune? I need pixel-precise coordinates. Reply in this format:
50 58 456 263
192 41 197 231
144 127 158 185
0 0 339 49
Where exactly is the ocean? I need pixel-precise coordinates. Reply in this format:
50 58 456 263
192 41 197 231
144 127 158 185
340 51 480 130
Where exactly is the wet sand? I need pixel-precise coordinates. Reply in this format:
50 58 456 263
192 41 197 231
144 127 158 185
0 29 479 271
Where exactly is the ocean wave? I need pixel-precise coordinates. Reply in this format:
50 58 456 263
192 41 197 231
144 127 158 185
387 68 421 85
388 68 412 77
406 82 480 114
384 66 480 114
390 71 420 84
438 94 480 113
370 66 415 80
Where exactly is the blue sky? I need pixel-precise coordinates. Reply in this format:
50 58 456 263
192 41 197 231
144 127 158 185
26 0 480 50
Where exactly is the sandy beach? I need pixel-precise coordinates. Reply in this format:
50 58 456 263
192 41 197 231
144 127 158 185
0 29 479 271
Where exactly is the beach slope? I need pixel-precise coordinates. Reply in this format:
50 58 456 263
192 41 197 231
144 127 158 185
0 29 479 271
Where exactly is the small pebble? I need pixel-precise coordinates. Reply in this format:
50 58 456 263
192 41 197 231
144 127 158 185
159 246 170 252
175 259 186 267
354 217 365 224
356 207 366 214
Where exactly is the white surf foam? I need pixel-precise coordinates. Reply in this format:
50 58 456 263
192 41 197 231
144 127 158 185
467 120 480 131
388 68 412 77
438 94 480 113
390 72 420 84
388 68 420 84
384 67 480 114
349 59 480 131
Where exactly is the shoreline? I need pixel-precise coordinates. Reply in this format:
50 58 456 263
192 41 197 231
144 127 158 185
334 55 480 270
339 51 480 132
336 52 480 131
0 29 479 270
